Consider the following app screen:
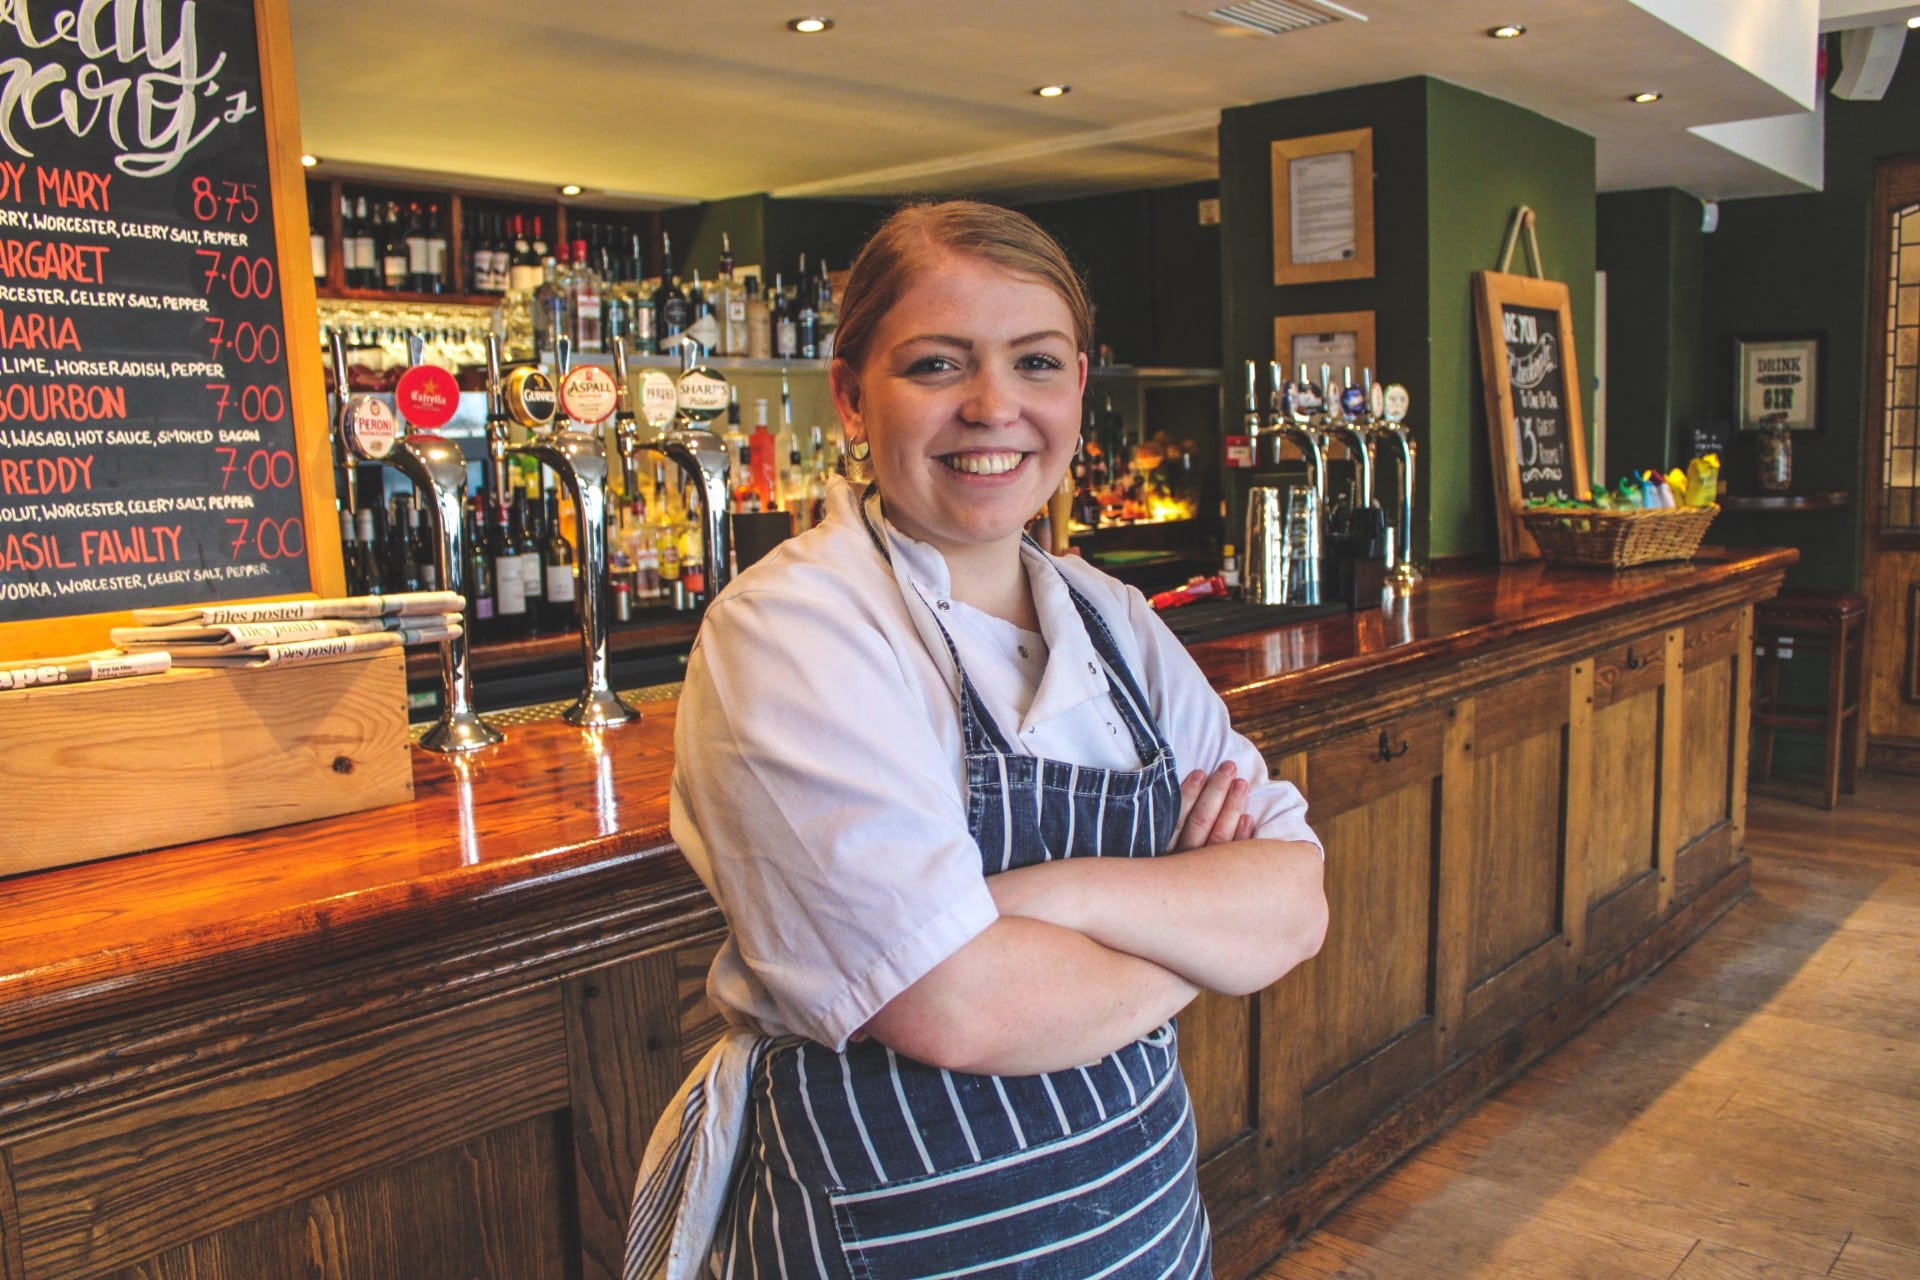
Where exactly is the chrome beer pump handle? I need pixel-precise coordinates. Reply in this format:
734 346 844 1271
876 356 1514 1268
392 332 501 752
516 335 635 729
610 335 644 494
483 333 512 504
636 337 734 603
1272 359 1327 510
1384 427 1420 584
327 328 358 514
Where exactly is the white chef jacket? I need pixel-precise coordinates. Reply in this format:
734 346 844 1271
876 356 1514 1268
669 476 1319 1051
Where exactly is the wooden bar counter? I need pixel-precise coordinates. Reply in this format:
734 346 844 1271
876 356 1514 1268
0 547 1793 1280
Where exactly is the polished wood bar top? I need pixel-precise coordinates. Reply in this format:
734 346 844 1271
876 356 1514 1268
1 546 1794 1045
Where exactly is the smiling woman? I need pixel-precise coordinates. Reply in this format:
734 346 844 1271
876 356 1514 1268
630 200 1327 1279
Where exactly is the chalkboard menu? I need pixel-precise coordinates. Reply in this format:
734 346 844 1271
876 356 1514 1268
1499 302 1574 502
0 0 322 633
1472 270 1591 562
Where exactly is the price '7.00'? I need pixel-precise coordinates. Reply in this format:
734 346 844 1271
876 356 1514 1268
203 317 281 363
225 516 304 560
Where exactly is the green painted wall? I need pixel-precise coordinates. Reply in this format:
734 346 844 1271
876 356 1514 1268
1702 40 1920 593
1425 79 1596 558
1597 188 1710 478
1220 77 1594 560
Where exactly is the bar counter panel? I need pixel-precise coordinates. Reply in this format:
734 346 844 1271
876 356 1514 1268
0 548 1792 1280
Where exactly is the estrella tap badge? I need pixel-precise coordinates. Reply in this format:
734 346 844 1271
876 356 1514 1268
558 364 618 426
342 395 397 461
504 366 556 429
394 365 459 431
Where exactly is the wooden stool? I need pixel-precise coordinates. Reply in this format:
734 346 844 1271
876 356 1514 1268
1752 591 1868 809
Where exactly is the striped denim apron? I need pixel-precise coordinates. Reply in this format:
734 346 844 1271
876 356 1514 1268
711 512 1210 1279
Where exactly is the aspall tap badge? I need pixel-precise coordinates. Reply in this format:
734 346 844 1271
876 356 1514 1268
559 364 620 427
676 364 729 425
639 369 678 430
504 366 558 431
395 364 460 432
1383 385 1411 425
342 394 399 461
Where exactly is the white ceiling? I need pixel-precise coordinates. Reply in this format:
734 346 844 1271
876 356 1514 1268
286 0 1881 208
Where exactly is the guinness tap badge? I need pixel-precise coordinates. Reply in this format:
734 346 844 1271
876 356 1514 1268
505 366 557 430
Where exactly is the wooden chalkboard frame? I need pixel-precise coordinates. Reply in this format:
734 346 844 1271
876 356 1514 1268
1473 270 1591 562
0 0 341 663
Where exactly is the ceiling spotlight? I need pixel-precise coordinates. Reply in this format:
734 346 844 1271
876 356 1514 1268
787 16 832 33
1033 84 1070 98
559 183 583 196
1629 91 1663 104
1488 24 1525 39
299 153 319 167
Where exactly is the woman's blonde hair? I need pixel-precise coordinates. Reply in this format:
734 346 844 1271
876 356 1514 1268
831 200 1093 372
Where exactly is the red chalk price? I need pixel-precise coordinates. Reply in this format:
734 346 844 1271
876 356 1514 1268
190 177 261 224
205 382 287 423
203 317 282 363
196 249 275 298
225 516 305 560
215 446 296 491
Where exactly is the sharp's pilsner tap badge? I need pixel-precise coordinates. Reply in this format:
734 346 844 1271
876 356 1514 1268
0 0 340 651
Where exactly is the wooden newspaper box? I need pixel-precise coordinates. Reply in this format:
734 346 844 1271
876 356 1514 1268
1 648 412 878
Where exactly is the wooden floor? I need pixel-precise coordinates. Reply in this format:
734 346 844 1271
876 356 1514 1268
1253 770 1920 1280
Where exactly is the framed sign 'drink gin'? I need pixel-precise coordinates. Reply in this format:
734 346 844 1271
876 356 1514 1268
0 0 340 662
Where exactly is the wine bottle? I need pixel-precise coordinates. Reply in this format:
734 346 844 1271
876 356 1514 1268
541 492 578 631
400 203 427 292
489 496 530 637
688 269 720 355
309 191 328 285
425 202 448 294
466 499 496 642
512 485 546 633
652 232 690 354
350 196 377 289
353 506 384 594
507 215 542 292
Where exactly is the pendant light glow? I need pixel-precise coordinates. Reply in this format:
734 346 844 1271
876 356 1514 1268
1033 84 1070 98
787 16 832 33
1488 25 1525 39
1630 91 1663 104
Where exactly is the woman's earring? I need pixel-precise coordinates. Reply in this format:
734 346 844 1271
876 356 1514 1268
849 438 871 462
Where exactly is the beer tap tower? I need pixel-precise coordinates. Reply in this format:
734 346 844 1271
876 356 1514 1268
1377 383 1420 586
329 330 500 753
613 335 735 602
485 334 636 728
1267 360 1328 509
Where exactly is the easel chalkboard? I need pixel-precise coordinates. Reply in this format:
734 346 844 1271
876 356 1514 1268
1473 269 1591 561
0 0 339 661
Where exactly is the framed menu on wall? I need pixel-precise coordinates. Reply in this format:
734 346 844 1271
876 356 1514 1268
1274 311 1377 386
0 0 339 662
1472 269 1591 562
1271 128 1375 286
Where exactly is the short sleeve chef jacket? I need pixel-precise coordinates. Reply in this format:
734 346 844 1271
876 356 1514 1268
671 476 1320 1052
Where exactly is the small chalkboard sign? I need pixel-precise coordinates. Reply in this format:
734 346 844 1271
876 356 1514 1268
1472 270 1591 561
0 0 338 661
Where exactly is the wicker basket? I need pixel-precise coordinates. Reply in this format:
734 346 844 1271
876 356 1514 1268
1517 504 1718 568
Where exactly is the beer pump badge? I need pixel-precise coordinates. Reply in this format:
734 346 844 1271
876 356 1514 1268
1383 385 1411 424
505 366 558 429
1369 381 1386 421
676 367 729 423
1341 385 1368 421
342 395 399 461
559 364 620 426
639 370 678 429
395 365 460 431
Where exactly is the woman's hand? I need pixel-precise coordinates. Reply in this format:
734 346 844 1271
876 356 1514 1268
1173 762 1253 850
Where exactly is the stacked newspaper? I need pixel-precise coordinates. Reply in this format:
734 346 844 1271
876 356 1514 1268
111 592 466 669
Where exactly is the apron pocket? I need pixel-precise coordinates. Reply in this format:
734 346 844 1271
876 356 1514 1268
828 1065 1202 1280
